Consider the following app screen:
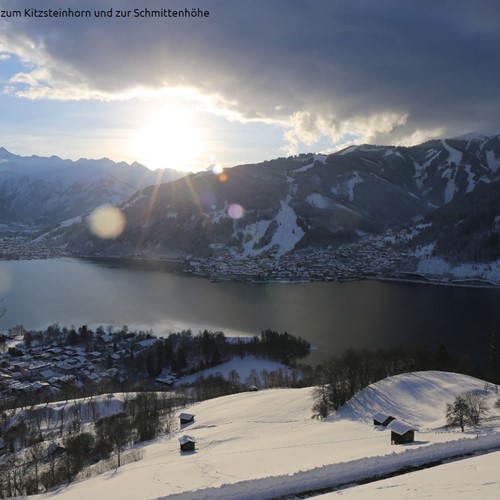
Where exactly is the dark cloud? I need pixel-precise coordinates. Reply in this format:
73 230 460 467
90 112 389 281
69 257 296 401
2 0 500 146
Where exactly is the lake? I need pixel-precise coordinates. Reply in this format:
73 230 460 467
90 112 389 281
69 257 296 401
1 258 499 365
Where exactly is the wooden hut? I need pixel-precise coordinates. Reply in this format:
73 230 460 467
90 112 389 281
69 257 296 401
179 412 195 426
373 412 396 427
179 435 197 452
387 420 417 445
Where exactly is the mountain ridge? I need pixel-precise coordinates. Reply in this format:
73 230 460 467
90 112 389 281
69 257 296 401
9 134 500 283
0 147 183 226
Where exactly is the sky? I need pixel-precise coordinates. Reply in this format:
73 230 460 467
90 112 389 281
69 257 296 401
0 0 499 172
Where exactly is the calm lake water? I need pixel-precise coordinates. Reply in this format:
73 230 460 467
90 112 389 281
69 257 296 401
1 258 500 365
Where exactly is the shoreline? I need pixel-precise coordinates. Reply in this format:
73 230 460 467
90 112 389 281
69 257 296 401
2 253 499 289
82 255 500 289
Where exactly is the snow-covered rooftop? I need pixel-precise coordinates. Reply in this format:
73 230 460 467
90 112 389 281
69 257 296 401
35 372 500 499
387 419 417 435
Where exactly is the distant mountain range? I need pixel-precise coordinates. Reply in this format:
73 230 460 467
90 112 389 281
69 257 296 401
0 147 182 226
10 134 500 281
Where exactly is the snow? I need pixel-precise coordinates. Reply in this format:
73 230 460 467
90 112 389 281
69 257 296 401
463 164 476 193
176 355 293 385
293 154 326 172
270 198 305 256
58 215 83 228
318 451 500 499
307 193 330 209
412 242 435 258
166 434 500 499
244 175 304 257
485 149 499 173
33 216 84 242
344 171 363 201
441 140 463 166
443 178 457 203
34 371 500 500
331 171 363 201
337 145 359 156
450 132 490 142
373 412 393 423
212 206 229 224
314 154 327 163
240 172 309 257
386 419 416 435
413 149 440 190
360 156 379 166
293 161 316 173
416 255 500 284
122 193 148 210
178 435 196 445
241 219 272 257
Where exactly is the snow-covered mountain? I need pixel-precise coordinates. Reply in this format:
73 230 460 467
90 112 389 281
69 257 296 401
0 147 182 226
36 371 500 499
45 134 500 269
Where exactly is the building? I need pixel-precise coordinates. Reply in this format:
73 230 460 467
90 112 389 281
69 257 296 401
373 412 396 426
179 412 195 425
387 419 417 445
179 435 196 452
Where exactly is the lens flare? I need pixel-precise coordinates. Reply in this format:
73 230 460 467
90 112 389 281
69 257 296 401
218 173 228 183
209 163 224 175
89 205 126 239
228 203 245 219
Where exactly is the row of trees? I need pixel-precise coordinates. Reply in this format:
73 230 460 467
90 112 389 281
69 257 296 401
2 325 311 411
311 345 467 418
178 365 307 404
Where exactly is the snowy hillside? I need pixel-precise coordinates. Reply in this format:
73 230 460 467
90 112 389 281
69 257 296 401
34 371 500 499
0 147 182 226
40 135 500 282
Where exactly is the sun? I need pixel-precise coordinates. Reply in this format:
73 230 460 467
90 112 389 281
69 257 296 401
131 107 206 171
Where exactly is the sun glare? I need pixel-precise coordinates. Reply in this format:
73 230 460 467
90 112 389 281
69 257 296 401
131 108 206 171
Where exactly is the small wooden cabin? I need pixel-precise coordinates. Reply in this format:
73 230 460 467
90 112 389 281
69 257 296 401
373 412 396 427
179 435 197 452
387 420 416 445
179 412 195 426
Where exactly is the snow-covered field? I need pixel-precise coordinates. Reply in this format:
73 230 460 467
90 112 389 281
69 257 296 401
34 371 500 499
176 355 295 385
322 450 500 499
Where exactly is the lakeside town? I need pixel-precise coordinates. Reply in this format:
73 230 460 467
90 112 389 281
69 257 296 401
0 325 176 411
0 227 414 282
2 227 498 287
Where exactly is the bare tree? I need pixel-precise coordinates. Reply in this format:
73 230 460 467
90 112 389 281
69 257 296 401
58 406 66 437
70 403 82 434
29 442 45 493
446 392 488 432
95 414 131 467
463 392 489 427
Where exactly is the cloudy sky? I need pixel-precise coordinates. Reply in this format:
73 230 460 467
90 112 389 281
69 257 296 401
0 0 499 171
